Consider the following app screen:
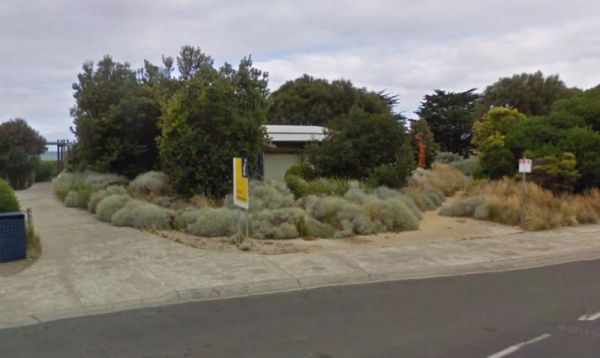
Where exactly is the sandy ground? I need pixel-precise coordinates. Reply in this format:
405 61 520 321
158 196 522 255
0 242 41 277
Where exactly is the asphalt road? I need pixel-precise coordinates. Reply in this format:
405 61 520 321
3 259 600 357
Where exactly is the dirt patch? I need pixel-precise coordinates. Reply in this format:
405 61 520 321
157 230 323 255
0 237 42 277
157 194 521 255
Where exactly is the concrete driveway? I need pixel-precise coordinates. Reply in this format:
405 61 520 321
2 182 600 329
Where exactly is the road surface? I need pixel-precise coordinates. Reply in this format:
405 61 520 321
3 259 600 357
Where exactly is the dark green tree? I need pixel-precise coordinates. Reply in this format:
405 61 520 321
176 45 215 81
475 71 575 119
159 54 269 198
0 118 46 189
267 75 396 127
305 110 414 185
415 89 479 155
559 127 600 190
551 85 600 131
70 56 162 177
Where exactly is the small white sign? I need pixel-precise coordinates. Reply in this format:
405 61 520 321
519 158 532 173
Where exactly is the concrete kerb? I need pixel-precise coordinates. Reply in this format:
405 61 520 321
4 246 600 331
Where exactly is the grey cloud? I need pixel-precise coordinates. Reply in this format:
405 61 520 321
0 0 599 139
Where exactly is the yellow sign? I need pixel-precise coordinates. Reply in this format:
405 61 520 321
233 157 249 209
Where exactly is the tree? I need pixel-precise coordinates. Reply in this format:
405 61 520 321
267 75 395 127
472 107 526 150
0 118 46 189
472 108 527 179
70 56 162 177
475 71 575 119
305 110 414 186
415 89 479 154
176 45 215 81
551 85 600 131
558 127 600 190
159 55 269 198
529 152 580 192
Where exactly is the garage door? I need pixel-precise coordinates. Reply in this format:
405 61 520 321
263 153 302 181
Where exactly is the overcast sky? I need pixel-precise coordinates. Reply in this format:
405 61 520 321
1 0 599 141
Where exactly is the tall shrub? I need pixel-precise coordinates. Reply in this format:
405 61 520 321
159 55 268 198
306 110 415 185
0 179 20 212
0 118 46 189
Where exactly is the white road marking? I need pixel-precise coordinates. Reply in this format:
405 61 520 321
487 333 552 358
579 311 600 321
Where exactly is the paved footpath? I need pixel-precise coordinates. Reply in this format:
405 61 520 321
2 183 600 329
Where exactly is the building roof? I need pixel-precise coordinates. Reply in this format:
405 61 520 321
264 125 327 142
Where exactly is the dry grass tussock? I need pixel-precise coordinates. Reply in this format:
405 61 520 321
442 178 600 230
403 164 469 211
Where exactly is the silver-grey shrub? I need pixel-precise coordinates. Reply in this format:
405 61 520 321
252 207 306 239
129 171 170 196
88 185 128 213
249 180 295 211
449 158 479 177
186 207 237 237
111 199 145 226
303 195 376 237
130 204 174 230
111 200 173 230
439 196 486 217
174 208 202 231
64 191 80 208
96 194 132 222
434 152 464 164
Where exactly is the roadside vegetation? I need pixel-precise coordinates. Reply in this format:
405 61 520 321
441 179 600 231
52 164 470 240
8 46 592 244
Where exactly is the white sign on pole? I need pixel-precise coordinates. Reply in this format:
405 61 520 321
518 158 532 173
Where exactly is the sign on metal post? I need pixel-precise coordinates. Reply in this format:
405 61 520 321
233 157 249 209
519 158 532 174
518 158 531 229
233 157 250 246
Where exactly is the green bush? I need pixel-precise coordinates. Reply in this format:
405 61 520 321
128 171 170 196
63 182 94 209
305 110 415 184
284 162 319 181
33 160 58 182
366 164 401 188
0 179 20 212
96 194 132 222
439 196 486 217
285 175 350 199
158 54 268 198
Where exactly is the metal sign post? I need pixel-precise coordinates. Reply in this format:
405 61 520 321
518 158 532 229
233 157 250 246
